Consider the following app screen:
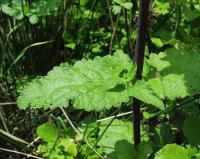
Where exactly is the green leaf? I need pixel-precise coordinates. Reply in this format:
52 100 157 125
65 43 76 50
154 2 170 15
2 4 23 20
112 5 121 15
122 2 133 10
151 38 164 48
29 15 38 24
98 119 133 154
17 51 135 111
183 116 200 145
128 81 164 110
148 48 200 100
155 144 190 159
136 142 153 159
114 140 136 159
36 123 58 143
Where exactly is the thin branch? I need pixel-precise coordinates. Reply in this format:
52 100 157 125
109 10 121 54
0 147 43 159
27 137 40 148
97 107 147 123
0 102 16 106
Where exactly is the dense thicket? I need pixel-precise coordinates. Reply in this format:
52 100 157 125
1 0 200 159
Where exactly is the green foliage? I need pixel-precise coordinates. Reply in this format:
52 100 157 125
153 2 170 15
2 0 200 158
36 123 77 159
148 48 200 100
1 0 62 24
155 144 190 159
17 50 164 111
37 136 77 159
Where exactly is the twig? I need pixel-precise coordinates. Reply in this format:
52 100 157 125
109 10 121 54
0 102 16 106
0 147 43 159
97 107 147 123
27 137 40 148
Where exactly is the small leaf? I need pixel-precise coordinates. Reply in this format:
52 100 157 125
29 15 39 24
112 5 121 15
122 2 133 10
65 43 76 50
37 123 58 143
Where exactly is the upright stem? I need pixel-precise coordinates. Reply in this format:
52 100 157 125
133 0 150 146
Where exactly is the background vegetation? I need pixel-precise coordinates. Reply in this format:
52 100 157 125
1 0 200 158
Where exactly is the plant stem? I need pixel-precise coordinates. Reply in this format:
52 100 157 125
133 0 150 146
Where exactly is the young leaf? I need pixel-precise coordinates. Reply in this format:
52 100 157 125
36 123 58 143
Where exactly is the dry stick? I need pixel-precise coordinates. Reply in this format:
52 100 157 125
0 147 43 159
106 0 114 28
97 107 147 123
109 10 121 55
133 0 150 146
0 102 16 106
60 108 105 159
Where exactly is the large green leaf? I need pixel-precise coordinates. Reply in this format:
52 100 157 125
17 50 164 111
148 48 200 100
155 144 190 159
17 51 135 111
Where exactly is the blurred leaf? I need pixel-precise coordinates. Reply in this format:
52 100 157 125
183 116 200 145
136 142 153 159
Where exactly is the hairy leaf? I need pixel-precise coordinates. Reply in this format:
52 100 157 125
17 51 135 111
